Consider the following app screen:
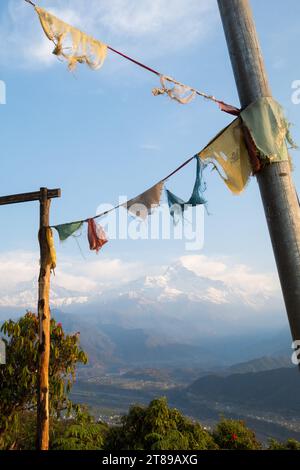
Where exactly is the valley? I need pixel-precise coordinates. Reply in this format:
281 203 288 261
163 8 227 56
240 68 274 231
71 361 300 443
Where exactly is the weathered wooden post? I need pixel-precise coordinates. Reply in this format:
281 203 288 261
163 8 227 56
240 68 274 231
37 187 52 450
0 187 61 449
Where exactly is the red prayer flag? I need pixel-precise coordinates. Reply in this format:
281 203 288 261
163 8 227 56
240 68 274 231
87 219 108 253
217 100 241 116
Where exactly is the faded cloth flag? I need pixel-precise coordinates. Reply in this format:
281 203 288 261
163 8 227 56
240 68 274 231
54 221 83 241
199 118 252 194
87 219 108 253
241 97 296 163
35 6 107 71
166 157 207 223
125 181 164 220
45 227 56 271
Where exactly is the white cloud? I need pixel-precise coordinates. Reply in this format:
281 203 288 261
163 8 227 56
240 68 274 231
179 254 280 306
0 250 38 291
0 249 143 297
0 0 216 69
56 256 143 289
52 270 97 293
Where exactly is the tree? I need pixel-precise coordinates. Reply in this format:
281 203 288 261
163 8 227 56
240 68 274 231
0 311 88 447
51 407 108 450
104 397 217 450
268 438 300 450
0 407 109 451
212 418 261 450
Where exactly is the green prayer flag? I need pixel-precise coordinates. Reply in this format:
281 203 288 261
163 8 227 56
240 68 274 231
54 221 83 241
241 97 295 163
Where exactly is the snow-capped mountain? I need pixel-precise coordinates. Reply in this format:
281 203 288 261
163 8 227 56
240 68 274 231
0 279 88 309
96 261 276 309
0 259 284 339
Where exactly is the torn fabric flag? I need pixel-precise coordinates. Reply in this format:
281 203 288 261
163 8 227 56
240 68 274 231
35 6 107 71
152 75 196 104
45 227 56 271
125 181 164 220
54 221 83 241
199 118 252 194
217 101 241 116
166 157 207 223
152 75 240 115
87 219 108 253
166 189 185 223
240 97 297 163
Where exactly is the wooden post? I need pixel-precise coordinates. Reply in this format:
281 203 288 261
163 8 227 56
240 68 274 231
0 187 60 449
37 187 51 450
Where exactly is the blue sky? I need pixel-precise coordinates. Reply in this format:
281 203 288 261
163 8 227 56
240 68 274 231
0 0 299 308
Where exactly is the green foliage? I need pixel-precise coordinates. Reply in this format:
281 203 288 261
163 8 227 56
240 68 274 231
51 408 108 450
1 389 300 451
268 438 300 450
212 417 261 450
0 408 108 451
104 397 217 450
0 412 36 450
0 311 88 446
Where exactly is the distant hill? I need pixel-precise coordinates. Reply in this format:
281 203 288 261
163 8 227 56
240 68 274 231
52 311 293 373
121 367 204 384
226 355 292 375
188 367 300 415
48 312 220 372
1 306 292 373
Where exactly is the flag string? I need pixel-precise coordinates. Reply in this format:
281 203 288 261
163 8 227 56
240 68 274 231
25 0 240 115
51 154 198 228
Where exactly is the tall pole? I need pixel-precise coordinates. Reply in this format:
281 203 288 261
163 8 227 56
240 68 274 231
0 187 61 449
217 0 300 347
37 187 51 450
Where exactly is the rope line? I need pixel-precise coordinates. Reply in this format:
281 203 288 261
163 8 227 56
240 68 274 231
24 0 240 114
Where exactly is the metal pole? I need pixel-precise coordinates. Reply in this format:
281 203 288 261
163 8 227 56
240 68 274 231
217 0 300 346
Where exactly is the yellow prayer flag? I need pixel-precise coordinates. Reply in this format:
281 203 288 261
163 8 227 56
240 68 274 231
199 118 252 194
46 227 56 271
35 6 107 71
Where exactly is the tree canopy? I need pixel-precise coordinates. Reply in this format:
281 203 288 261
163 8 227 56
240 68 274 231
104 397 217 450
0 312 87 445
